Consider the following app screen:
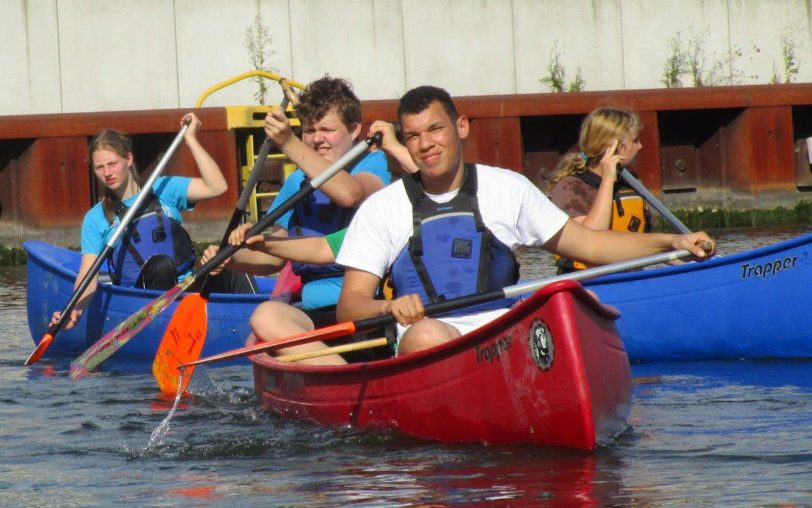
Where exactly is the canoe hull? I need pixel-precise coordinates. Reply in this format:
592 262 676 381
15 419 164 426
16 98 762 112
25 240 274 362
250 281 632 449
585 232 812 361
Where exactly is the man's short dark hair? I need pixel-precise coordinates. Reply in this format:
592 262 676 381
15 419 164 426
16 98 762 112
297 76 362 129
397 86 459 122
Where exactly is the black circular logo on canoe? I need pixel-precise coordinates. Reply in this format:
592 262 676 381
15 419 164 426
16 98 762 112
529 319 554 370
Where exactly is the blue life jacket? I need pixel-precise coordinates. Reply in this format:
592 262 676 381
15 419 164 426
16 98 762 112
287 151 371 283
108 192 196 287
390 165 520 317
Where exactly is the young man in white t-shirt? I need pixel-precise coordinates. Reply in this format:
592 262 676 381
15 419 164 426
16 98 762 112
336 85 715 356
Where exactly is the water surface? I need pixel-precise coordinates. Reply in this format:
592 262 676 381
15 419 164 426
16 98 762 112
3 227 812 506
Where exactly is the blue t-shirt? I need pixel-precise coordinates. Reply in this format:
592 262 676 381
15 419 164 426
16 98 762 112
268 149 390 309
80 176 193 255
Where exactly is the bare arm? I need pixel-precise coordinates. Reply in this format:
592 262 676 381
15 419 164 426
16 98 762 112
368 120 419 174
50 253 99 330
545 219 714 265
336 268 391 322
182 113 229 202
234 223 336 264
337 268 427 326
201 224 288 276
265 108 384 207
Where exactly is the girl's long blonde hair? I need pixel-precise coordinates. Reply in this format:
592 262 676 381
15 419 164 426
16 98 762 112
547 108 641 192
88 128 143 224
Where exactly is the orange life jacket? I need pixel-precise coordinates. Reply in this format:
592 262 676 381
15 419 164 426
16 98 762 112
555 171 650 273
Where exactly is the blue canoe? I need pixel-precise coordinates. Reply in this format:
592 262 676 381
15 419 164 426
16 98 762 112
25 240 276 362
583 231 812 362
26 230 812 364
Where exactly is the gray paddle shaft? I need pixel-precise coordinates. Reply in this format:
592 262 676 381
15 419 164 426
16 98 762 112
504 249 691 299
106 122 191 248
618 167 690 234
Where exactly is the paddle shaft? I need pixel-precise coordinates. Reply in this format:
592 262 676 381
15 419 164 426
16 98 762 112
194 133 381 282
70 133 381 377
184 248 694 368
275 337 391 363
154 83 302 393
618 167 690 234
25 122 190 365
199 95 292 297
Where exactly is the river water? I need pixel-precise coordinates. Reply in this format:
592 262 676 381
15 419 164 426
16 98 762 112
3 226 812 506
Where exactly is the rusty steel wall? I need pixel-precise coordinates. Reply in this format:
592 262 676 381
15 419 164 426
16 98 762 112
2 84 812 247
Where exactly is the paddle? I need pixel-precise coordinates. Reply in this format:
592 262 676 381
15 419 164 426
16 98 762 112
618 167 690 234
69 132 382 379
275 337 391 363
153 88 299 393
24 120 191 366
176 247 701 375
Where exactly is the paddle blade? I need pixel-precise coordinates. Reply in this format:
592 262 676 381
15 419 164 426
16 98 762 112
24 333 54 366
70 281 191 379
153 294 208 394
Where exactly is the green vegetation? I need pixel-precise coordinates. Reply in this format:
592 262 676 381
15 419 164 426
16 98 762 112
539 41 585 93
0 245 26 266
661 33 686 88
771 34 800 84
663 25 806 88
652 201 812 231
244 13 279 105
662 29 739 88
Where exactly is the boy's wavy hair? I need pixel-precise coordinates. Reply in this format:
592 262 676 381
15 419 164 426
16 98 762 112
296 76 361 130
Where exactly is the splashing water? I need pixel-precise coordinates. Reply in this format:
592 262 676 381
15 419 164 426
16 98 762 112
147 367 187 448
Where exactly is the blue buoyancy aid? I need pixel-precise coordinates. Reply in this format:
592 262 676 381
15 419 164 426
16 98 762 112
108 192 196 287
287 153 372 283
390 165 520 317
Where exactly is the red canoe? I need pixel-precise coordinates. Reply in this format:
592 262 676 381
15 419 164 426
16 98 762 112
249 280 632 449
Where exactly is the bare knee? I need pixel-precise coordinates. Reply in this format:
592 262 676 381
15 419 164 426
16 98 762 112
397 319 460 355
250 301 312 340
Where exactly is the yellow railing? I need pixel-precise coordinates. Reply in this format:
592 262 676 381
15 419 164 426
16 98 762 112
195 70 305 108
196 71 306 223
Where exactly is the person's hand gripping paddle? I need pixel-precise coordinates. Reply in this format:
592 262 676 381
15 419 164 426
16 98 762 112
25 119 191 366
152 84 300 394
70 132 383 380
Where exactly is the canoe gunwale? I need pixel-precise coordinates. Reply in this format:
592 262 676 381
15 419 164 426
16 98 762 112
248 279 620 376
586 232 812 287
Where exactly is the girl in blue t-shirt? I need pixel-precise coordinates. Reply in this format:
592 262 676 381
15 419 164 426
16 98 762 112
51 113 253 331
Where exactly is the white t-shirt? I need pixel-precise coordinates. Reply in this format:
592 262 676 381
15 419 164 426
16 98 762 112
337 164 569 278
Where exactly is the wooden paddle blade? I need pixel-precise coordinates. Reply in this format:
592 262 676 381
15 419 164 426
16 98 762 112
153 293 208 394
24 333 54 366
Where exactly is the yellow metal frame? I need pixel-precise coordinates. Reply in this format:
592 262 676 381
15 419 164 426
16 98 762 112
195 70 305 109
240 131 299 224
196 71 305 223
